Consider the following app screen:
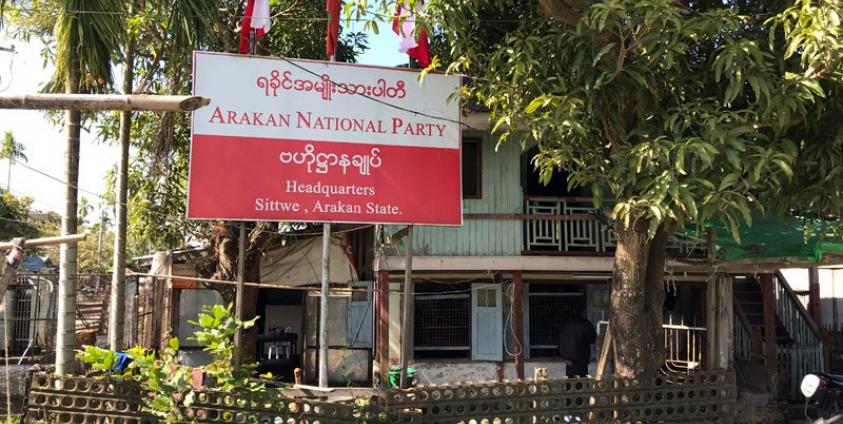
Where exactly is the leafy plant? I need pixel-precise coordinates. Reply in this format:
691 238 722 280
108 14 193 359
77 303 267 423
126 338 194 423
189 303 269 392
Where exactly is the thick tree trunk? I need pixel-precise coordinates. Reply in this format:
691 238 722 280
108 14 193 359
56 58 81 375
109 38 134 351
206 222 275 363
609 220 671 379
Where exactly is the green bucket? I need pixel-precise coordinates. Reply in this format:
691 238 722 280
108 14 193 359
387 367 416 388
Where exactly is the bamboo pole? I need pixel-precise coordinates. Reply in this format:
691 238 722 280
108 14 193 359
0 233 87 250
595 325 612 380
0 94 210 112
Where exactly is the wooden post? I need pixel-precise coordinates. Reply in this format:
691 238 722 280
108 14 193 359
123 276 138 348
809 267 821 326
716 274 734 370
759 273 778 387
376 270 390 387
706 275 719 370
513 271 525 380
233 222 246 370
318 224 331 388
595 325 612 380
399 225 414 389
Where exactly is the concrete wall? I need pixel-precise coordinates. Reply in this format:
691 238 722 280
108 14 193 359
409 360 599 386
303 348 370 385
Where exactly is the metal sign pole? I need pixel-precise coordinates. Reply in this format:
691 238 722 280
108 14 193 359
232 28 258 373
234 222 247 371
318 223 331 388
399 225 414 388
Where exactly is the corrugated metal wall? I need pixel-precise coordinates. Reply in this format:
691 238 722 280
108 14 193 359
387 133 523 256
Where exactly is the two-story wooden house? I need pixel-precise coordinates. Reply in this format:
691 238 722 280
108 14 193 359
368 115 723 386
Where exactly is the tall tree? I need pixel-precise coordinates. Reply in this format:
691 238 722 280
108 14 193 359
0 131 27 190
350 0 843 378
0 190 39 240
49 0 123 375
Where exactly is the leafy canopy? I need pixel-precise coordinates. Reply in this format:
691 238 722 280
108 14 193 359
351 0 843 239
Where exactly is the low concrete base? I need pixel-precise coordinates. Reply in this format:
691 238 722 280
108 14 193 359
0 364 37 414
410 360 599 386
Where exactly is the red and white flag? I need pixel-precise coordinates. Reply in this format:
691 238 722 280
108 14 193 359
326 0 342 60
392 1 431 68
240 0 272 54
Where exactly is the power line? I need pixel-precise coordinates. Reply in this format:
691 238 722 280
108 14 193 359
12 159 374 237
14 160 107 200
280 57 480 131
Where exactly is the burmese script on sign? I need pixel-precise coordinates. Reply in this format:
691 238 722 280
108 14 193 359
188 52 462 225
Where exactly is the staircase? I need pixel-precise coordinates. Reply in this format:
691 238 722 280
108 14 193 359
733 277 794 347
732 273 824 400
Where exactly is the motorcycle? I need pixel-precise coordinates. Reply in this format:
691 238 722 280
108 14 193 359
801 373 843 423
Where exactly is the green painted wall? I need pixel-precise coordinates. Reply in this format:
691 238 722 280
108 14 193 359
386 133 524 256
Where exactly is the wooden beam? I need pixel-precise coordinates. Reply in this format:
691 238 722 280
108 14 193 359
0 94 210 112
463 213 598 221
376 255 717 273
809 267 821 325
759 273 778 388
375 270 390 387
716 275 734 370
513 271 525 380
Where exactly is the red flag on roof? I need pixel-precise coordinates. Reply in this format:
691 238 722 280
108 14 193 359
326 0 342 60
239 0 272 54
392 1 430 68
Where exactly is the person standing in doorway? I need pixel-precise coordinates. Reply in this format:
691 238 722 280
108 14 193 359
558 304 597 378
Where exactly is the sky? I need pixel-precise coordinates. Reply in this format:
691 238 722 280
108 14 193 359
0 21 405 223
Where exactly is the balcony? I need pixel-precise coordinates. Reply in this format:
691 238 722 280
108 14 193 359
524 196 707 256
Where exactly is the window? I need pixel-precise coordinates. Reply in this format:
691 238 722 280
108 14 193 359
414 283 471 359
462 138 482 198
528 284 584 357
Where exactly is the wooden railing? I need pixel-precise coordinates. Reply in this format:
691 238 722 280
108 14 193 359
523 196 707 255
663 323 707 372
733 300 754 362
774 271 822 347
598 320 707 372
774 271 824 399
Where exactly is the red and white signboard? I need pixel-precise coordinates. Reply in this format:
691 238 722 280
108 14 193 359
188 51 462 225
